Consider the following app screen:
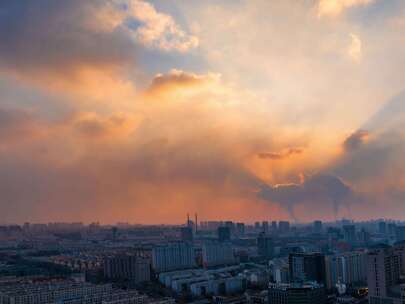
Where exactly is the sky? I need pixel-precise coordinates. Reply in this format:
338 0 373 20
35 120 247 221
1 0 405 224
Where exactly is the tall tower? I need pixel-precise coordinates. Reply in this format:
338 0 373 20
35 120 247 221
195 213 198 234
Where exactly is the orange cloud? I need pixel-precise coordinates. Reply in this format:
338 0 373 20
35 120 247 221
126 0 199 52
0 68 313 223
258 148 304 160
143 69 223 102
0 1 138 105
0 0 199 106
318 0 374 18
1 0 405 224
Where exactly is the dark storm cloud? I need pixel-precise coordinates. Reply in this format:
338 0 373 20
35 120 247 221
335 131 405 184
343 130 369 151
258 174 354 220
333 91 405 185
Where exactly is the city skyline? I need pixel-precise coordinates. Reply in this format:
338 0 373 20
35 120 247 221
1 217 403 227
1 0 405 224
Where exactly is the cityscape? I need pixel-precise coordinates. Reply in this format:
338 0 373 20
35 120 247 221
1 0 405 303
1 218 405 303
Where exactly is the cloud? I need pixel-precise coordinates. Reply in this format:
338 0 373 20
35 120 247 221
0 0 197 102
0 107 264 223
147 69 220 94
348 33 362 62
324 92 405 219
0 0 139 101
318 0 374 18
259 174 355 220
362 91 405 134
258 148 303 160
0 71 283 223
71 112 141 140
0 1 134 71
0 66 334 223
1 0 405 223
0 108 43 144
333 92 405 190
343 129 369 151
124 0 199 52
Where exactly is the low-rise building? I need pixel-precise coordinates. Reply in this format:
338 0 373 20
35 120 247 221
268 282 326 304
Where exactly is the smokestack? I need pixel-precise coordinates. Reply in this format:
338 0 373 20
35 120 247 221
195 213 198 234
187 213 190 227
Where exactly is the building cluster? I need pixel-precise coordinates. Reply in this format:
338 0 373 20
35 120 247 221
3 218 405 303
0 278 174 304
104 254 150 284
158 266 245 297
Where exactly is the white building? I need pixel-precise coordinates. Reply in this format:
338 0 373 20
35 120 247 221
269 258 289 283
152 242 196 273
325 251 367 289
157 266 245 297
202 242 235 268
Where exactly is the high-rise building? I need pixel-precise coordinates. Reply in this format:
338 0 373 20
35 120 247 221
393 244 405 276
325 252 367 289
268 282 326 304
367 246 400 303
388 223 397 236
279 221 290 233
152 242 196 273
271 221 278 231
236 222 245 236
343 225 356 243
378 221 387 234
218 226 231 243
200 221 223 231
104 254 150 283
224 221 235 231
202 241 235 268
395 226 405 242
358 228 371 244
313 221 323 234
262 221 269 233
270 258 290 283
194 213 198 234
289 253 326 285
257 232 274 259
180 226 193 242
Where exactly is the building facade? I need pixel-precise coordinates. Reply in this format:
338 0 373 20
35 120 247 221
268 282 326 304
289 253 326 285
202 242 235 268
257 233 274 259
104 254 150 283
152 242 196 273
367 246 401 304
325 251 367 289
